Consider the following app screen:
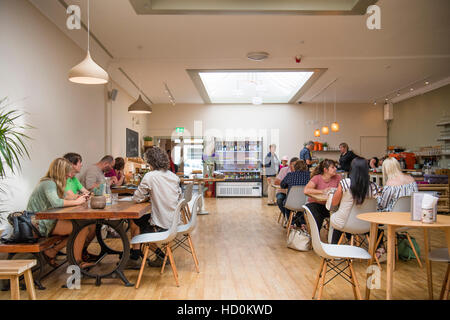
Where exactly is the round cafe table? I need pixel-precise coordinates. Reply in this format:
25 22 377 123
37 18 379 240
358 212 450 300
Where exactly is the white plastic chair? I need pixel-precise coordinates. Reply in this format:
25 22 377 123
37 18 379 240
162 194 201 274
303 205 371 300
284 185 307 237
427 248 449 300
131 199 185 288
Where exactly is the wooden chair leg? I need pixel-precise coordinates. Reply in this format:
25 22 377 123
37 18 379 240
166 244 179 287
187 234 200 273
366 234 382 271
317 260 328 300
439 263 449 300
405 233 423 268
10 275 20 300
135 244 149 289
348 260 358 299
350 235 354 246
23 270 36 300
161 245 169 274
349 260 362 300
286 211 294 237
337 232 346 245
312 258 325 299
277 211 282 224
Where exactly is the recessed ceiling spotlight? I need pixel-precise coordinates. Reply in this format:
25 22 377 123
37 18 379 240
374 101 377 105
425 81 429 85
247 52 269 62
410 88 414 91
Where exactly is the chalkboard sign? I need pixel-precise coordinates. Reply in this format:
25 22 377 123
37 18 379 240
126 128 139 157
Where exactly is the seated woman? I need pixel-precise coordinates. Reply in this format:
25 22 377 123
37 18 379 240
329 157 380 244
304 159 341 233
280 160 310 226
377 157 418 212
27 158 91 267
126 147 182 269
105 157 125 186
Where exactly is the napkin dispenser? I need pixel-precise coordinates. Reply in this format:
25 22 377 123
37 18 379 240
411 191 438 221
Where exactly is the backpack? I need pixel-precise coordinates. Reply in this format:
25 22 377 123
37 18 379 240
397 233 420 261
1 211 41 244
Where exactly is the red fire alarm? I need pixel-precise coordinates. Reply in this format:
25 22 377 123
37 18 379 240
295 55 302 63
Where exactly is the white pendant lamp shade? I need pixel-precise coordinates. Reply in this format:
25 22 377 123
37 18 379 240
128 95 152 114
68 51 109 84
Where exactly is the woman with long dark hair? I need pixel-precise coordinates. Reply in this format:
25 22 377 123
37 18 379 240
329 157 379 243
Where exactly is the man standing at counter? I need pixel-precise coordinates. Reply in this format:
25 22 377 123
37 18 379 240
338 142 357 172
300 141 315 168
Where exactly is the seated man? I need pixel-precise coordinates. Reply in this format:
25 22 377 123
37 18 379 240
127 147 182 269
280 160 311 228
274 157 298 223
78 155 116 191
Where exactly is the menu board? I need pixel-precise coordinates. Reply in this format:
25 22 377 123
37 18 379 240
126 128 139 157
411 191 438 221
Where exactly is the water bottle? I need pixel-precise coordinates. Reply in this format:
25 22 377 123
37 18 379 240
104 177 112 205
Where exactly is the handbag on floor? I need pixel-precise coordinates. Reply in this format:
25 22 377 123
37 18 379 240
397 233 420 261
287 228 311 251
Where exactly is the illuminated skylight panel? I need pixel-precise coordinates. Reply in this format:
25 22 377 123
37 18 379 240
199 71 314 104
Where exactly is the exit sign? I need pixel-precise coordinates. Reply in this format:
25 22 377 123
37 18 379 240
176 127 184 133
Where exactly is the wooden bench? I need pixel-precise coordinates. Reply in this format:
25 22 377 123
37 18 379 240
0 236 68 290
0 260 36 300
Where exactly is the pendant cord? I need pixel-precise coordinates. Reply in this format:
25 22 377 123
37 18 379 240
334 86 337 122
87 0 90 53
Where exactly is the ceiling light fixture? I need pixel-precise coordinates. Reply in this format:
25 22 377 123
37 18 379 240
68 0 108 84
247 52 269 62
164 82 176 106
321 96 329 135
128 95 152 114
314 102 320 137
331 85 339 132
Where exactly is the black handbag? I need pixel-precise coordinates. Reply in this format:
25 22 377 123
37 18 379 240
2 211 42 243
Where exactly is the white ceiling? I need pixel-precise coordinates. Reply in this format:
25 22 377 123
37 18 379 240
29 0 450 105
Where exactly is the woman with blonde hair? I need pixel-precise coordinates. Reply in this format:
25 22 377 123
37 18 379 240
27 158 91 267
377 157 418 212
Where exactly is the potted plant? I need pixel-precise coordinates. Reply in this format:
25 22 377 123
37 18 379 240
143 136 153 147
0 98 32 236
323 142 329 151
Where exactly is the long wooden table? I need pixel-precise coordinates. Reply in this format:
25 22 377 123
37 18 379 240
358 211 450 300
36 201 151 287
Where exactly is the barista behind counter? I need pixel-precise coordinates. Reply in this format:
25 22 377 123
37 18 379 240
338 142 357 172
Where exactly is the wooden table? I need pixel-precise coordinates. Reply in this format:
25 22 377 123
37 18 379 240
180 178 225 215
36 201 151 287
111 186 138 194
358 211 450 300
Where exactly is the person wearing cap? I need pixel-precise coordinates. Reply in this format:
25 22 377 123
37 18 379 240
280 155 289 171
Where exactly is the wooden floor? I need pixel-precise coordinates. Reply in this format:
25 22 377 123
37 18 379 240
0 197 448 300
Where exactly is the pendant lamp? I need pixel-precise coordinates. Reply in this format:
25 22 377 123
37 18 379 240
331 85 339 132
68 0 109 84
314 103 320 137
321 96 329 135
128 95 152 114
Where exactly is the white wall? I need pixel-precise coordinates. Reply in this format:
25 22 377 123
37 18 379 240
0 0 106 215
109 81 149 158
145 102 387 160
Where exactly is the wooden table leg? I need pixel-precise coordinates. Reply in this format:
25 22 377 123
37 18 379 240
423 228 433 300
365 222 378 300
445 228 450 264
10 275 20 300
386 225 396 300
24 269 36 300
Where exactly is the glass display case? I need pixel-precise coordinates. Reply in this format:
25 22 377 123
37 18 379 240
214 138 263 197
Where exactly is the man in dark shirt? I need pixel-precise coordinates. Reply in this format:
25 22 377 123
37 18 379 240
299 141 315 168
338 142 357 172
